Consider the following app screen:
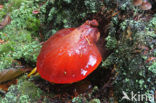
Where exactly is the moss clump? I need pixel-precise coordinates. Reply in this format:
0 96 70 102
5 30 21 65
89 98 101 103
72 95 89 103
38 0 103 40
148 62 156 74
105 35 117 49
0 0 41 69
0 76 44 103
103 14 156 102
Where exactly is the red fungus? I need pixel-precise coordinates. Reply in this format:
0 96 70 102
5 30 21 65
140 0 152 10
32 10 40 14
133 0 143 6
37 20 102 84
0 5 3 10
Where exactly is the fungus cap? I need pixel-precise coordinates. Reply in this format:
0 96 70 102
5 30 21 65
133 0 143 6
37 20 102 84
140 1 152 10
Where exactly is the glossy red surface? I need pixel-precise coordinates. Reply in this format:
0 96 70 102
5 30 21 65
37 20 102 84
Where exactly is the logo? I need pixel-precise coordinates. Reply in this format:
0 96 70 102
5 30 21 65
121 91 155 102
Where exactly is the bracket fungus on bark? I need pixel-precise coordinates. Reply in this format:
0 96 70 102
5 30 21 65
37 20 102 84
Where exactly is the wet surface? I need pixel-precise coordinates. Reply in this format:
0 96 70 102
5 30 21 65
37 20 102 84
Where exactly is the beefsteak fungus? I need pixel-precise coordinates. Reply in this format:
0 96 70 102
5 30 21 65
37 20 102 84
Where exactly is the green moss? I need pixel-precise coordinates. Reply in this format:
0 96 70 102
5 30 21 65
39 0 103 40
71 86 99 103
63 0 72 3
19 81 42 100
148 14 156 29
89 99 101 103
0 76 44 103
103 15 156 102
8 1 40 33
101 53 115 68
148 62 156 74
0 0 41 69
105 35 117 49
7 0 28 11
72 95 88 103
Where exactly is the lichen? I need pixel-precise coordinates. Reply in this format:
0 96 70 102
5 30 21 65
105 35 117 49
148 62 156 74
0 0 41 69
72 94 89 103
103 14 156 102
0 76 44 103
89 98 101 103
